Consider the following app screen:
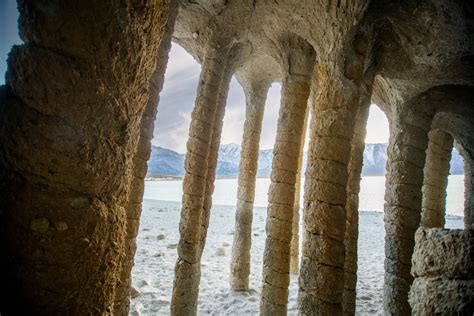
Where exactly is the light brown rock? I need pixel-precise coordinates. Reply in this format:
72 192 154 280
0 1 169 314
171 43 229 316
114 3 178 314
260 36 315 316
409 228 474 315
383 101 433 315
421 129 453 228
342 79 373 314
231 81 270 291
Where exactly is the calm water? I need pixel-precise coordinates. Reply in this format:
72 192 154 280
144 175 465 216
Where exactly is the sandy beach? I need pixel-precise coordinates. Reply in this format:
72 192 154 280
130 199 464 315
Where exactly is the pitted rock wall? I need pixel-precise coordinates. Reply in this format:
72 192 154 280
409 228 474 314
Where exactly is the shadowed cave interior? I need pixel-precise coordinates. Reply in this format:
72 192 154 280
0 0 473 315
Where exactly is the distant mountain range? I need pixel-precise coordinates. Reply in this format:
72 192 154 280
147 143 464 178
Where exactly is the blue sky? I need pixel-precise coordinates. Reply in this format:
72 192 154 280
0 2 389 153
0 0 21 84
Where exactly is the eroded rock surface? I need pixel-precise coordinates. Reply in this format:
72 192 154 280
409 228 474 314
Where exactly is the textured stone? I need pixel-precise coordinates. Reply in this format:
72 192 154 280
421 129 453 228
299 25 369 312
342 79 372 314
383 102 432 315
412 228 474 279
290 108 308 275
409 278 474 315
1 0 474 315
409 228 474 315
261 36 314 315
0 1 169 314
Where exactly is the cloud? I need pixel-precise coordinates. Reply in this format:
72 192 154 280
153 45 300 154
155 110 192 153
365 105 390 144
260 83 281 150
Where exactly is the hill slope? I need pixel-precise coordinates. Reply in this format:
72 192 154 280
147 143 464 177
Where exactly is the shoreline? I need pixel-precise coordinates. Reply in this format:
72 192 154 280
145 173 465 181
142 198 465 220
130 200 465 315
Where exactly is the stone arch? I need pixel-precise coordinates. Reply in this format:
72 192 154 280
420 128 454 228
230 54 281 291
382 84 474 314
258 32 316 315
430 88 474 230
0 1 473 315
408 87 474 313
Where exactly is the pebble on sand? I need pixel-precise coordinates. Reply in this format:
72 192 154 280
215 247 226 256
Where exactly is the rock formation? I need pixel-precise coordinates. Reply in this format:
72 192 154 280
409 228 474 314
114 2 179 314
421 129 454 228
1 0 473 315
342 79 373 314
290 108 308 276
231 79 270 291
170 42 229 315
260 36 314 315
0 0 170 314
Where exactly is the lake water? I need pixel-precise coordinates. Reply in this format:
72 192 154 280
144 174 465 216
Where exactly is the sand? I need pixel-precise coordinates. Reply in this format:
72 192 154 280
129 199 464 315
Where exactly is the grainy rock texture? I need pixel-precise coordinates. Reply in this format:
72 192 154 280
200 70 233 255
290 108 308 275
383 98 433 315
421 129 453 228
428 86 474 229
459 147 474 229
465 161 474 229
171 41 250 315
1 0 474 314
114 2 179 315
0 0 169 314
409 228 474 314
342 80 373 315
260 36 315 316
170 44 229 316
298 6 370 315
231 80 270 291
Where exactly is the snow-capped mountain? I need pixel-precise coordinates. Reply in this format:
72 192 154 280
215 143 241 176
362 143 389 175
147 146 185 176
147 143 464 177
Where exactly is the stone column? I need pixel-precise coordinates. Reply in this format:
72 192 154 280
421 129 453 228
114 2 179 314
289 107 309 275
409 227 474 314
260 38 315 315
171 43 229 316
383 104 433 315
464 158 474 229
298 39 369 314
230 81 270 291
0 1 168 314
200 70 233 253
342 83 372 314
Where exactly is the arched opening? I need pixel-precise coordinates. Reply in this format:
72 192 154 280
130 42 202 314
356 106 467 313
355 104 389 313
445 146 465 229
0 2 473 315
131 42 285 314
